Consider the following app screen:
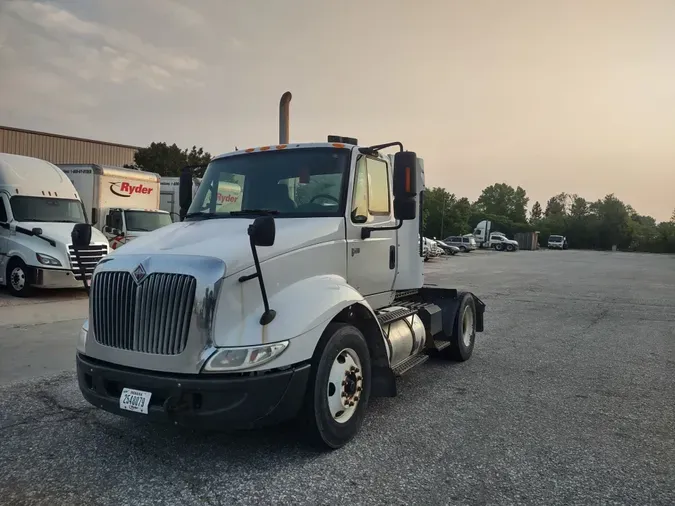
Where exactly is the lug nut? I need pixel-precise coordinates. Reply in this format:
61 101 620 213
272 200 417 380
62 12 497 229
357 376 362 381
349 401 354 406
350 366 356 372
354 396 359 402
354 368 360 373
342 380 346 386
357 386 362 392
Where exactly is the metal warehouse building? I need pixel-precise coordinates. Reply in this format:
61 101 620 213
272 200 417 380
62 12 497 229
0 125 139 167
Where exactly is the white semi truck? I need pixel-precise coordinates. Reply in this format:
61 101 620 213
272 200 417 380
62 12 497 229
0 153 109 297
69 95 487 449
59 164 172 249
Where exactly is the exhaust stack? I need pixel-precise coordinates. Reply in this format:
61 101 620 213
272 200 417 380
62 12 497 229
279 91 292 144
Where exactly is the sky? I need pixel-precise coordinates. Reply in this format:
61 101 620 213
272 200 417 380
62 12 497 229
1 0 674 221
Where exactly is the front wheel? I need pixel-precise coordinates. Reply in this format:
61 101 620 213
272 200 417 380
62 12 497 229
506 244 514 252
495 243 503 251
6 258 34 297
302 323 372 449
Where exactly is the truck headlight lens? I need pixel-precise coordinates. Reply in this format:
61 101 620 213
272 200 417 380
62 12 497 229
36 253 62 266
204 341 289 372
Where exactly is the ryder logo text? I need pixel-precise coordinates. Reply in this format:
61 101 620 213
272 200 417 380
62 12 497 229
110 182 154 198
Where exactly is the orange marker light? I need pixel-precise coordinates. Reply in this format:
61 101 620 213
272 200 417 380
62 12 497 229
332 143 345 148
245 148 255 153
260 146 270 151
276 144 287 149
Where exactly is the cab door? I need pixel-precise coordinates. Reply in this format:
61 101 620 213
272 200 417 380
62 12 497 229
345 154 397 301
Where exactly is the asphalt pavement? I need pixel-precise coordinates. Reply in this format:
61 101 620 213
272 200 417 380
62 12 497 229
1 249 674 505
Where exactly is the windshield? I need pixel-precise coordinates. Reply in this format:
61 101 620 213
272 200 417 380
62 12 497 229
10 196 86 223
124 211 172 232
187 147 350 219
549 235 563 241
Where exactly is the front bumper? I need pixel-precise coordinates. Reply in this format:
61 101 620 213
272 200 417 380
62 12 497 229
33 267 83 289
76 353 311 430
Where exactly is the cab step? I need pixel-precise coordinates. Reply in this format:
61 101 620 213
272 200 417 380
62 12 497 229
376 307 418 326
392 353 429 376
433 339 452 351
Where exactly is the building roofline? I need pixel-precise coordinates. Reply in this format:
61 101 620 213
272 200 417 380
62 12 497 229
0 125 141 150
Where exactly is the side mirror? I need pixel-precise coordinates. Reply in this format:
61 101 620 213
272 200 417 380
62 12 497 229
392 151 418 221
71 223 92 248
179 169 193 214
32 227 43 236
248 215 275 247
105 214 112 227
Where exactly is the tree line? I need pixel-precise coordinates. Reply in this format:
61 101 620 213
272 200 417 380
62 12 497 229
423 183 675 254
128 143 675 253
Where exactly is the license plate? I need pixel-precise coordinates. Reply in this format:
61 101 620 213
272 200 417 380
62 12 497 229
119 388 152 415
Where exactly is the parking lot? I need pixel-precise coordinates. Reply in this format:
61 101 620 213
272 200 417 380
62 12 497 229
1 249 674 505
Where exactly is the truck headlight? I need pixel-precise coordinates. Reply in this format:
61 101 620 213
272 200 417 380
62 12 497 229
36 253 62 266
203 341 289 372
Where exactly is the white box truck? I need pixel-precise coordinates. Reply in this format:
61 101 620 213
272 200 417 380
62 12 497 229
0 153 109 297
59 164 172 250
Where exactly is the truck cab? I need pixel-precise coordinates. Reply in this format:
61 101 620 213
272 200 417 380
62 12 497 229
103 207 173 250
71 138 486 449
0 153 109 297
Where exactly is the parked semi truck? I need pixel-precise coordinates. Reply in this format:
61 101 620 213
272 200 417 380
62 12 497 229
69 95 487 449
59 164 172 249
0 153 109 297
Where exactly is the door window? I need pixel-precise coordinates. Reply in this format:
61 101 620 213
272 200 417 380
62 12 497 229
0 198 7 222
350 156 391 224
108 210 123 231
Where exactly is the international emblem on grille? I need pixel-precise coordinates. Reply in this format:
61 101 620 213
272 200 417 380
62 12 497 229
132 263 147 284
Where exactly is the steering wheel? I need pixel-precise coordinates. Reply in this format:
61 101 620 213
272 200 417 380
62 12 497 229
309 194 339 205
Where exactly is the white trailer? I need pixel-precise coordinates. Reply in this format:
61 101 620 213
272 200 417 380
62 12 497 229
59 164 172 249
70 95 487 450
0 153 109 297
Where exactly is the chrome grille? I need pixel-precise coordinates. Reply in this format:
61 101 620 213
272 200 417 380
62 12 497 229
68 244 107 281
91 271 197 355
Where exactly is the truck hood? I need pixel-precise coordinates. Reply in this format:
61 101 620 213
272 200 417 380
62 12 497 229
17 221 108 248
108 217 345 277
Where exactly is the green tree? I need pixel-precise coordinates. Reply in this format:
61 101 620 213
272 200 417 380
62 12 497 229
530 201 542 222
126 142 212 176
422 187 456 238
474 183 529 224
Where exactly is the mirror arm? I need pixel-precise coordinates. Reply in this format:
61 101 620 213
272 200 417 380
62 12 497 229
361 220 403 240
245 229 276 326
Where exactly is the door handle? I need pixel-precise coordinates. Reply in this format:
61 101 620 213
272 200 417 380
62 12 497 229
389 245 395 269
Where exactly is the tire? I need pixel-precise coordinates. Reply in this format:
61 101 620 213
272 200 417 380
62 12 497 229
495 243 503 251
459 246 467 252
6 258 34 297
450 250 457 256
506 244 514 252
441 293 477 362
302 323 372 450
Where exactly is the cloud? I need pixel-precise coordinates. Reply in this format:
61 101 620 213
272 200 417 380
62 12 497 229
3 0 203 89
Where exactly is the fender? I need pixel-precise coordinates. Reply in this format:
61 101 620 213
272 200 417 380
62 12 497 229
211 274 387 371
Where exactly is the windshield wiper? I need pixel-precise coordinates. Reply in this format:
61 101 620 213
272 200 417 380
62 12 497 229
229 209 280 216
184 212 223 220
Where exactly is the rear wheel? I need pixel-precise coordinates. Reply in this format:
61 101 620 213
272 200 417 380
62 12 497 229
6 258 34 297
302 323 372 449
495 243 503 251
441 293 477 362
459 246 467 252
506 244 514 252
